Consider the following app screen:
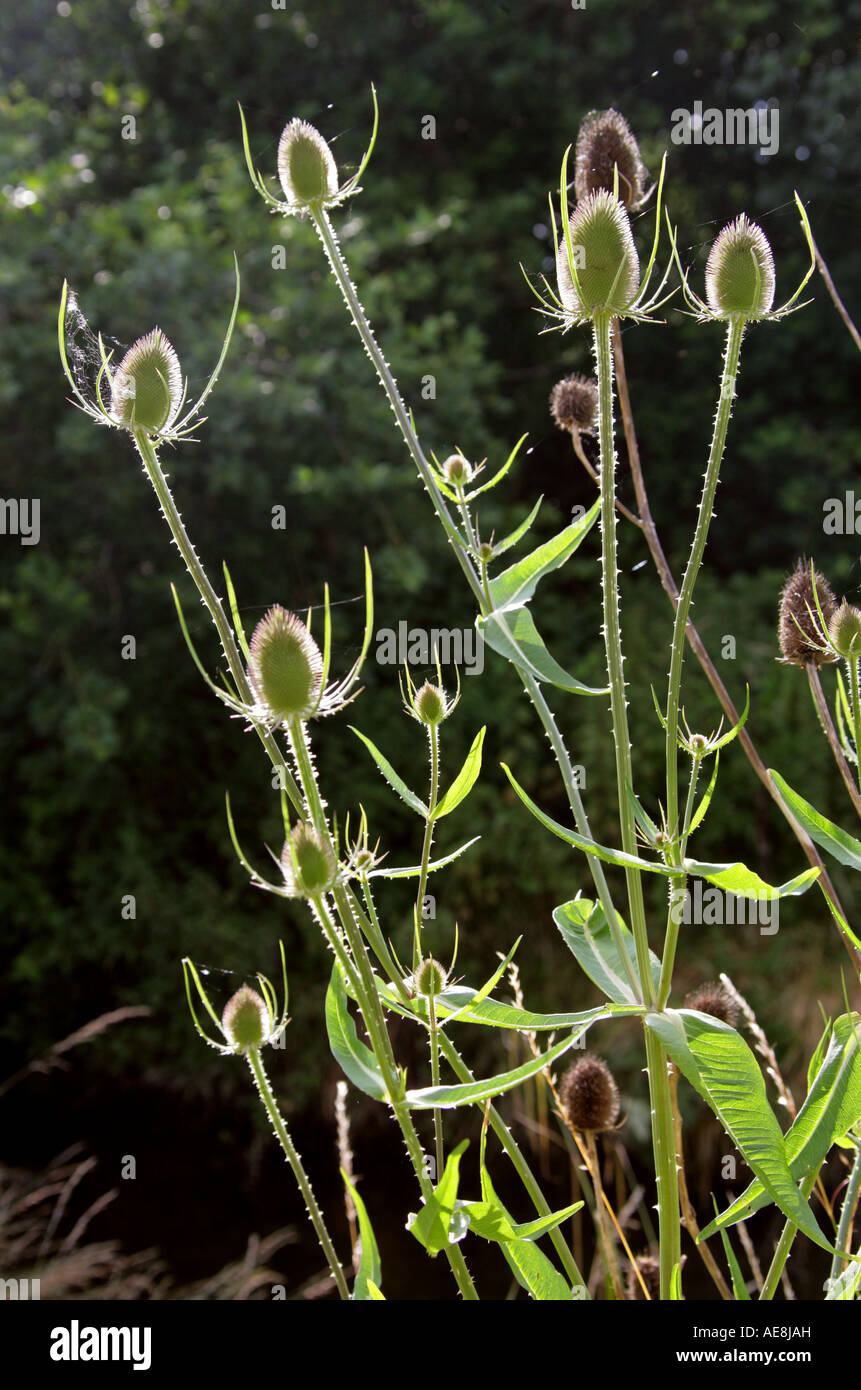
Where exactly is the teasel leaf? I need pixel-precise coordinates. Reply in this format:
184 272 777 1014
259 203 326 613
702 1013 861 1240
645 1009 836 1254
349 727 428 818
554 898 661 1006
488 503 599 610
769 770 861 872
404 1029 586 1109
341 1170 383 1301
687 752 720 836
325 965 388 1102
434 726 486 820
491 496 544 558
480 608 607 696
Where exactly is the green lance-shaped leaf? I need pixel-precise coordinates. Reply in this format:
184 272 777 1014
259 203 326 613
325 965 388 1103
366 836 481 880
341 1170 382 1301
492 496 544 558
770 770 861 872
702 1013 861 1239
825 1259 861 1301
687 751 720 836
554 898 661 1005
404 1030 586 1109
407 1140 470 1255
488 503 599 610
349 727 428 817
434 727 486 820
712 1200 750 1301
504 762 819 899
377 976 624 1033
646 1009 835 1254
474 1138 572 1299
479 607 607 696
682 860 819 900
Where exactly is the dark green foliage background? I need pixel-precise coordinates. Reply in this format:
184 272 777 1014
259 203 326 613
1 0 859 1170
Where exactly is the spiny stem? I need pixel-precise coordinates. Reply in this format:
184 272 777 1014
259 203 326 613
592 310 680 1297
133 427 304 814
313 204 636 998
611 323 854 962
414 724 439 970
437 1031 586 1291
592 313 652 996
849 658 861 793
664 317 744 849
805 663 861 820
290 718 477 1299
759 1168 819 1300
247 1046 350 1300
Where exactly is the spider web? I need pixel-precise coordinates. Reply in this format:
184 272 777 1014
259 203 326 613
62 287 127 416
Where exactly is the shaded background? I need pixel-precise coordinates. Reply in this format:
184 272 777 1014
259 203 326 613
1 0 859 1297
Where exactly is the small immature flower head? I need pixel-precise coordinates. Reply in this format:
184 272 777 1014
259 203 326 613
626 1254 661 1301
574 108 647 211
281 822 338 898
559 1053 620 1132
684 981 739 1028
414 680 447 727
109 328 183 434
705 214 776 320
277 118 339 207
222 985 272 1054
249 607 324 721
442 453 473 487
829 601 861 662
557 190 640 319
778 560 836 667
415 956 447 998
549 373 598 434
477 541 495 564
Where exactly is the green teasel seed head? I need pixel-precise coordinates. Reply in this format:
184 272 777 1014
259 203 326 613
415 956 447 997
557 190 640 318
414 680 447 726
222 984 272 1054
829 600 861 661
688 733 709 754
442 453 473 487
559 1052 620 1133
248 606 324 721
281 822 337 897
777 560 836 667
109 328 183 434
549 374 598 434
277 118 339 207
477 542 494 563
705 214 775 319
574 108 647 212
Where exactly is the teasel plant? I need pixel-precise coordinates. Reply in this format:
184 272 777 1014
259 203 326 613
58 90 861 1300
